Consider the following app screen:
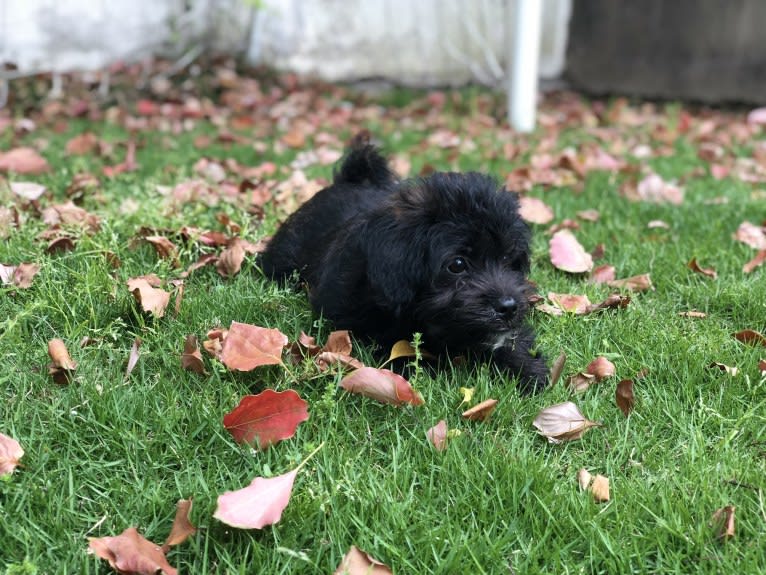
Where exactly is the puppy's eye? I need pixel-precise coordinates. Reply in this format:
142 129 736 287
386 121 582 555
447 257 468 274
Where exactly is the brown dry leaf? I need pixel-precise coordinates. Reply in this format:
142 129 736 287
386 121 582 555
162 499 197 551
66 132 100 155
220 322 288 371
126 338 141 378
128 278 171 318
144 236 179 266
0 432 24 476
734 329 766 347
590 474 610 503
647 220 671 229
0 147 50 174
615 379 635 416
710 505 736 541
426 420 448 451
181 335 206 374
315 351 365 372
5 262 41 289
586 357 616 380
217 238 247 278
461 398 498 422
333 546 392 575
732 221 766 249
577 468 593 490
758 358 766 374
607 274 653 292
679 310 707 319
88 527 177 575
549 230 594 273
324 330 353 355
567 372 596 393
688 258 718 279
585 293 631 314
532 401 601 444
41 201 100 231
518 196 554 225
549 351 567 388
48 338 77 384
743 249 766 273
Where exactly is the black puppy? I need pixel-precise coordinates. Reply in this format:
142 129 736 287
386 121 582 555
261 144 547 393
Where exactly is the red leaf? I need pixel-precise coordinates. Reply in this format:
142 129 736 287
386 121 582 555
223 389 309 449
340 367 424 406
0 147 50 174
733 329 766 347
214 467 299 529
0 433 24 476
220 321 288 371
426 420 448 451
88 527 177 575
615 379 635 416
549 230 593 273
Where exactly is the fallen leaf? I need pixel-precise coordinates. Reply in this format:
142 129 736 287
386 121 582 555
387 339 418 362
590 264 616 284
647 220 670 229
0 433 24 476
458 387 475 406
48 338 77 384
549 351 567 387
144 236 179 266
0 147 50 174
734 329 766 347
615 379 635 416
743 249 766 273
333 546 393 575
576 209 600 222
635 173 684 204
217 238 247 277
758 359 766 374
126 338 141 378
128 278 171 318
585 293 631 313
679 310 707 318
518 196 554 224
181 335 206 374
590 474 610 503
461 398 498 421
586 357 616 380
324 330 353 355
688 258 718 279
219 321 288 371
607 274 653 292
732 221 766 249
548 292 592 314
223 389 309 449
747 106 766 124
549 230 594 273
88 527 177 575
162 499 196 551
10 181 46 200
577 468 593 490
66 132 100 155
214 467 299 529
340 367 424 406
426 420 448 451
710 505 736 541
567 372 596 393
532 402 601 444
315 351 365 372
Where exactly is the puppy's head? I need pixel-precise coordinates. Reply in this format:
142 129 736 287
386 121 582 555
364 172 533 352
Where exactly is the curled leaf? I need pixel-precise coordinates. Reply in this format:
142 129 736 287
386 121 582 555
181 335 206 374
549 351 567 387
607 273 653 292
333 546 393 575
709 362 738 377
340 367 424 406
163 499 197 551
586 357 616 380
615 379 635 416
48 338 77 384
743 249 766 273
0 433 24 476
688 258 718 279
590 474 610 503
125 338 141 378
88 527 177 575
461 398 498 421
577 468 593 490
532 401 601 444
426 420 448 451
567 372 596 393
127 277 171 318
710 505 736 541
549 230 593 273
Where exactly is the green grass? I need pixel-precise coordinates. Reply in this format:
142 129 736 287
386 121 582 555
1 86 765 575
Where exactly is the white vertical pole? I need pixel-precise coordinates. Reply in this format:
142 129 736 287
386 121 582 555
508 0 543 133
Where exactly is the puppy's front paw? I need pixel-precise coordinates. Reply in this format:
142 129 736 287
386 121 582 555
515 355 549 395
490 337 548 395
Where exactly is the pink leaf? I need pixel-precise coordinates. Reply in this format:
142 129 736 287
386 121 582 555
518 197 554 225
220 321 288 371
0 433 24 476
214 467 299 529
340 367 424 406
0 147 50 174
549 230 593 273
426 420 448 451
747 107 766 125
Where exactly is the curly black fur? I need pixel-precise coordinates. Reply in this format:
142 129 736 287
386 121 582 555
261 143 548 393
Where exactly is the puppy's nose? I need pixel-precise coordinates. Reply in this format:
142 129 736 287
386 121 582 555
494 297 518 318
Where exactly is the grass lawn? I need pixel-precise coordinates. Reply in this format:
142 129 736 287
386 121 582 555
1 70 765 574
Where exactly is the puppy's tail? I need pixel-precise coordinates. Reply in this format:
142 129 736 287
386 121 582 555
334 141 397 188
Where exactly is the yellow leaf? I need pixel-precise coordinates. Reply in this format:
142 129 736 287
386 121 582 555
458 387 475 406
